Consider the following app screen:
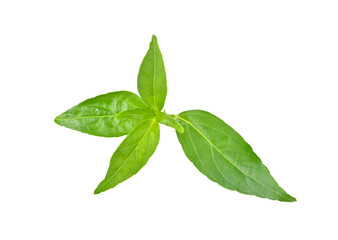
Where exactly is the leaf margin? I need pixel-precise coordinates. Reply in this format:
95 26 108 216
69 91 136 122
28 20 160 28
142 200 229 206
176 110 296 202
94 118 160 194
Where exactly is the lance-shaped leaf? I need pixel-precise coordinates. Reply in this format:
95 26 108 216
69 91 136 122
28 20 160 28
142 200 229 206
94 119 160 194
54 91 150 137
137 35 167 111
176 110 296 202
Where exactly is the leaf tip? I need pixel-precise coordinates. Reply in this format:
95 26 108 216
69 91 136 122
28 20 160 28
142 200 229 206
287 196 297 202
94 180 107 195
54 116 60 125
94 187 101 195
280 194 297 202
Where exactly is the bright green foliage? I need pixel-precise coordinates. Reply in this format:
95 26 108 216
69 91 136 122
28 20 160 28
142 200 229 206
137 35 167 111
94 119 160 194
55 35 295 201
176 110 296 202
156 112 184 133
117 109 154 121
54 91 149 137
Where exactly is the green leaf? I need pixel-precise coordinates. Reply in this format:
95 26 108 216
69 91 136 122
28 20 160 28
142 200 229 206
54 91 150 137
156 112 184 133
176 110 296 202
94 119 160 194
117 108 154 121
137 35 167 111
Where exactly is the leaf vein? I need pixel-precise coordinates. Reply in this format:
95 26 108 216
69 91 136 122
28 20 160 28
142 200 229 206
96 121 155 191
178 116 290 201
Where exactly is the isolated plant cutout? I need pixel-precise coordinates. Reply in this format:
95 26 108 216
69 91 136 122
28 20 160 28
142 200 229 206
55 35 296 202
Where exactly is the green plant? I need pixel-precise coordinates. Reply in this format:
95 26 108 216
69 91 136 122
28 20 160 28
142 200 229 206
55 35 296 202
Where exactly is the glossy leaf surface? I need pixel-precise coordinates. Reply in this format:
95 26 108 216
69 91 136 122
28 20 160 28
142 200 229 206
137 35 167 111
55 91 149 137
117 108 154 121
94 119 160 194
54 35 295 200
176 110 296 202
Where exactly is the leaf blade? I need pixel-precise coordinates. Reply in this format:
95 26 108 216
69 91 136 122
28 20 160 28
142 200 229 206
117 108 154 121
176 110 296 202
137 35 167 111
54 91 150 137
94 119 160 194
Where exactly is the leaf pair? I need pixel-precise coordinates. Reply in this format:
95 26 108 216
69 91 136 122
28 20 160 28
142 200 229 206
55 35 295 201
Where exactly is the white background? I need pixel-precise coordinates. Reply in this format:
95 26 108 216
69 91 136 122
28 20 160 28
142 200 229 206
1 1 337 239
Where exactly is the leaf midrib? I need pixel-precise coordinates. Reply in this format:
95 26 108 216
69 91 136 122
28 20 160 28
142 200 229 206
186 127 235 188
177 115 291 201
95 120 155 192
56 114 117 121
152 40 158 111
